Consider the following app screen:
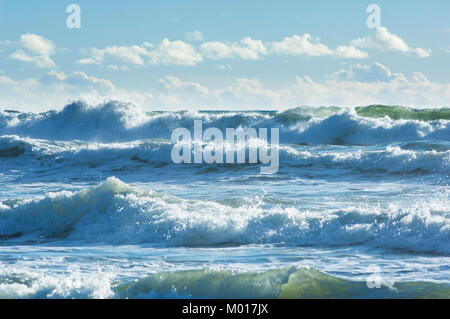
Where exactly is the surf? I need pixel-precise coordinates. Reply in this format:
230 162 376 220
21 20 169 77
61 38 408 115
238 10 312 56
0 177 448 254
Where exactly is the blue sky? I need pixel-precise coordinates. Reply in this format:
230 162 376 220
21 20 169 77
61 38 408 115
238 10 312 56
0 0 449 111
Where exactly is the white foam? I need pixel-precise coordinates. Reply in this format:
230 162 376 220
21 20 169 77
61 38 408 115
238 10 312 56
1 102 448 145
1 177 448 253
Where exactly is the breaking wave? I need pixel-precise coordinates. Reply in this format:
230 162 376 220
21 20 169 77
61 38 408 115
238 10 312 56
0 177 448 254
1 101 449 145
1 135 448 175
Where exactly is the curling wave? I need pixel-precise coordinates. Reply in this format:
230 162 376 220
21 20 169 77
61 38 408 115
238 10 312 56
0 177 448 253
1 101 449 145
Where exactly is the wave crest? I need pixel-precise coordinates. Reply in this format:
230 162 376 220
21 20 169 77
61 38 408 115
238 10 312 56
1 101 449 145
1 178 448 253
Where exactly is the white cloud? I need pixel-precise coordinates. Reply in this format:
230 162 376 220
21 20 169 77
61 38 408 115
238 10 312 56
65 71 116 92
77 57 101 65
351 27 431 58
185 31 205 42
0 70 141 110
200 37 267 60
102 45 148 65
331 63 401 83
199 41 231 60
77 45 149 66
412 48 431 58
79 40 203 67
151 64 449 109
78 31 439 70
38 70 116 96
41 70 68 83
411 72 430 83
159 76 209 95
269 34 333 56
148 38 203 66
20 33 55 56
1 62 449 111
9 50 56 68
8 34 57 68
334 45 368 59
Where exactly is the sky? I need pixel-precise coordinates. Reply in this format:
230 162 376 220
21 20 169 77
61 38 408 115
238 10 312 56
0 0 449 111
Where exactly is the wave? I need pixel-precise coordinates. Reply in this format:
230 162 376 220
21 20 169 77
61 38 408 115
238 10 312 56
355 105 450 121
0 135 174 166
1 266 449 299
279 105 450 121
0 177 448 253
1 135 448 175
1 101 449 145
0 101 272 142
289 111 449 145
285 145 450 175
116 267 450 299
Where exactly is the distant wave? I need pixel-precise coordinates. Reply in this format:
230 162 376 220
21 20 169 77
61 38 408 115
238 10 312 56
356 105 450 121
1 177 448 254
278 105 450 121
1 101 449 145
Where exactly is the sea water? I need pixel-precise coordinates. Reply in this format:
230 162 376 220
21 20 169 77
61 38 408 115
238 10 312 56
0 101 449 298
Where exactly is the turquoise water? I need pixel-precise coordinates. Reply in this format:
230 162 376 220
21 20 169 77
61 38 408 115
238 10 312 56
0 101 449 298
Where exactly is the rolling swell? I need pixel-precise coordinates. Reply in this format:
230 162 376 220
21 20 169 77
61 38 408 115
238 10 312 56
356 105 450 121
1 266 448 299
0 177 448 253
116 267 450 299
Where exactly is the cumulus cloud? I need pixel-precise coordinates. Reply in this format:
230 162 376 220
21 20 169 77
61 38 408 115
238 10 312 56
20 33 55 56
0 69 124 110
78 39 202 67
9 51 56 68
330 63 402 83
200 37 267 60
37 70 117 99
65 71 116 92
334 45 369 59
1 62 449 111
159 76 209 95
351 27 431 58
77 32 380 69
9 34 56 68
269 34 333 56
41 70 68 83
148 39 203 66
152 70 449 109
77 45 150 66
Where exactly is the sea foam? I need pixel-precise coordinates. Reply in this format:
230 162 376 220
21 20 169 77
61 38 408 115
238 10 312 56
0 177 448 254
1 101 449 145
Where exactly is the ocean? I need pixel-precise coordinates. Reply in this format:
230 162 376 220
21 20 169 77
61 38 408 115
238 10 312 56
0 101 449 298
